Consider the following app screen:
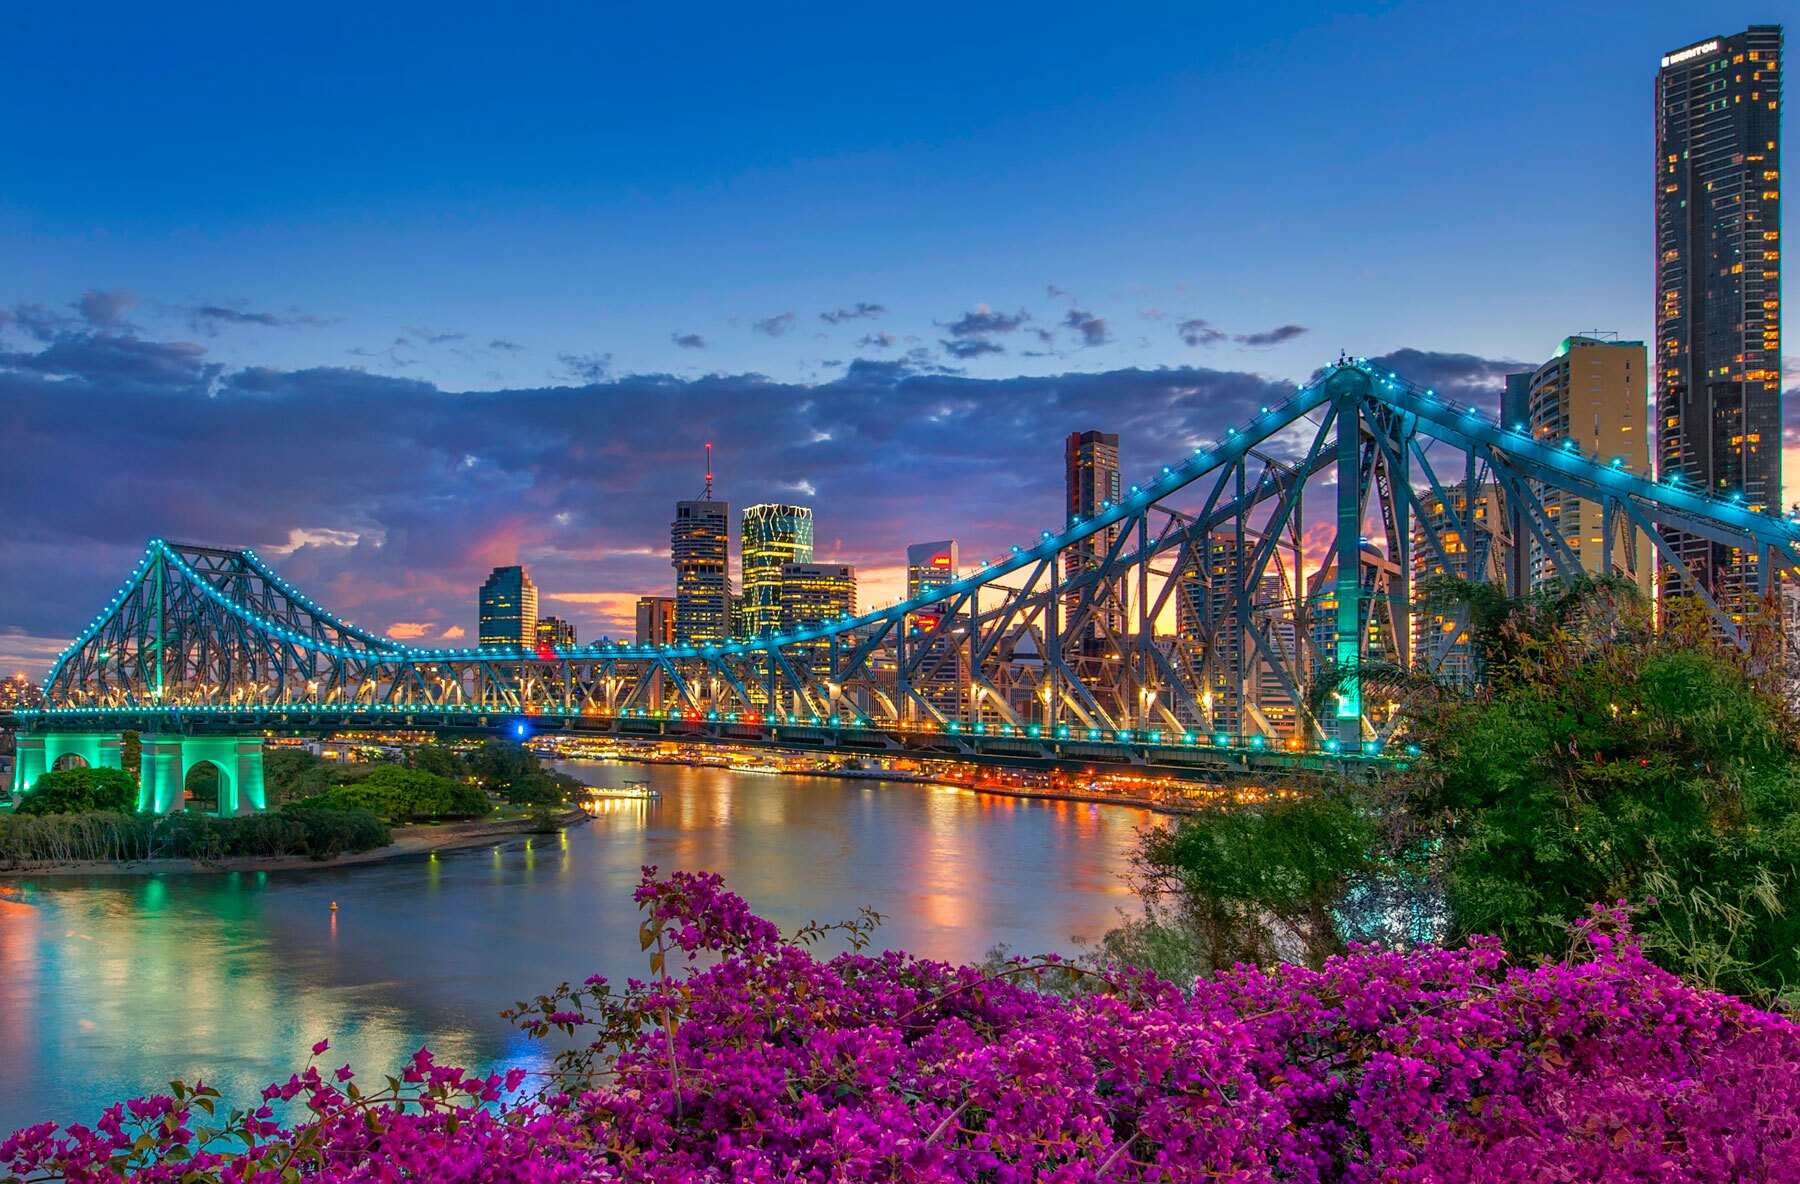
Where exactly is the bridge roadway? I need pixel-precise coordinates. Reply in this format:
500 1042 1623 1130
12 705 1406 783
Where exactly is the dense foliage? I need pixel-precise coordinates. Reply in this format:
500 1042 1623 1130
293 766 491 822
266 739 568 815
1131 788 1377 972
14 767 138 816
4 871 1797 1182
0 807 390 864
1409 586 1800 1002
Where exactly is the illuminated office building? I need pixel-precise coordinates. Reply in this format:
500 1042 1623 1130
1655 27 1783 610
634 596 676 647
729 593 746 642
780 564 857 630
1175 535 1299 736
1064 430 1123 644
1505 336 1652 594
535 616 576 649
906 540 961 714
1410 481 1510 683
779 564 855 684
478 565 537 648
741 503 814 637
906 540 958 599
672 499 731 644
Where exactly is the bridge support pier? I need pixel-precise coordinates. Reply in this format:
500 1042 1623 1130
138 735 266 815
11 732 124 798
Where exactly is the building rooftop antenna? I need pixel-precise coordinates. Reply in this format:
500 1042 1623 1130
701 442 714 500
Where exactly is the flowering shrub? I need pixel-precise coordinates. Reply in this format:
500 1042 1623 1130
5 872 1798 1182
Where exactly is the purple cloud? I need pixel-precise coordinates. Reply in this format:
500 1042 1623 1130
1176 318 1225 347
819 303 886 324
1235 324 1309 348
1064 308 1109 347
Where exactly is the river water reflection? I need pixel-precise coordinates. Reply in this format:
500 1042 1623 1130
0 764 1154 1134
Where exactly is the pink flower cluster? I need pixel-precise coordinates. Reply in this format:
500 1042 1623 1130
5 876 1797 1182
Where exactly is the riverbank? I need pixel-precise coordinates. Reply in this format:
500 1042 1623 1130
0 810 588 878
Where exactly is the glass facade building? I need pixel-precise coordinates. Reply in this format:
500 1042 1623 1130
478 565 538 648
905 540 961 712
906 540 958 600
1655 26 1783 610
741 503 814 637
671 499 732 644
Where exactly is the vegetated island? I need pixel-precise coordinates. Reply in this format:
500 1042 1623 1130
0 738 588 877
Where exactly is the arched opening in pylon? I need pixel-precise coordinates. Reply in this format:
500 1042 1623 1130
183 761 224 815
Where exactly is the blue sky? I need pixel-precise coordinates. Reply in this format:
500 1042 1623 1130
0 1 1789 672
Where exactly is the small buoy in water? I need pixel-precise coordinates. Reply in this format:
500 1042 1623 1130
330 901 338 912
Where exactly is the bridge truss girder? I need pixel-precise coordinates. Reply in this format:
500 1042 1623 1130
33 361 1800 757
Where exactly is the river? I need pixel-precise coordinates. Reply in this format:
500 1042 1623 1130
0 762 1155 1135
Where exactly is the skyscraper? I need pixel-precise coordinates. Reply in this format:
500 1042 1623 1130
478 566 537 648
781 564 857 677
672 499 731 644
1064 430 1123 644
1410 481 1510 684
905 540 961 714
671 444 732 645
780 564 857 631
635 596 676 647
1655 27 1784 609
1175 535 1299 736
906 540 959 600
741 503 814 636
1509 336 1653 594
535 616 576 649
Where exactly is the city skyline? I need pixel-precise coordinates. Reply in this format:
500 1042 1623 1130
0 6 1791 676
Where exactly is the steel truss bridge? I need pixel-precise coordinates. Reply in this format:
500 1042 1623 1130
16 359 1800 790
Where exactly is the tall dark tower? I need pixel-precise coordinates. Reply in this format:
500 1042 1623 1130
1655 26 1783 610
671 444 732 645
1063 430 1122 645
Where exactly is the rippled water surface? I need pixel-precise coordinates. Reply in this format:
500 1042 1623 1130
0 764 1153 1134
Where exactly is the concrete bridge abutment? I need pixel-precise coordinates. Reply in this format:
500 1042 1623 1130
11 732 265 815
10 732 124 797
139 735 266 815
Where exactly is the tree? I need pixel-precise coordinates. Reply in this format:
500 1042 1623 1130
503 772 570 809
262 747 324 805
469 740 542 794
1128 787 1378 973
17 767 139 815
406 743 466 780
121 731 141 778
292 766 489 821
1406 583 1800 1002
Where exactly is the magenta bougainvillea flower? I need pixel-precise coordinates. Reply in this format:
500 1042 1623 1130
4 869 1797 1182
